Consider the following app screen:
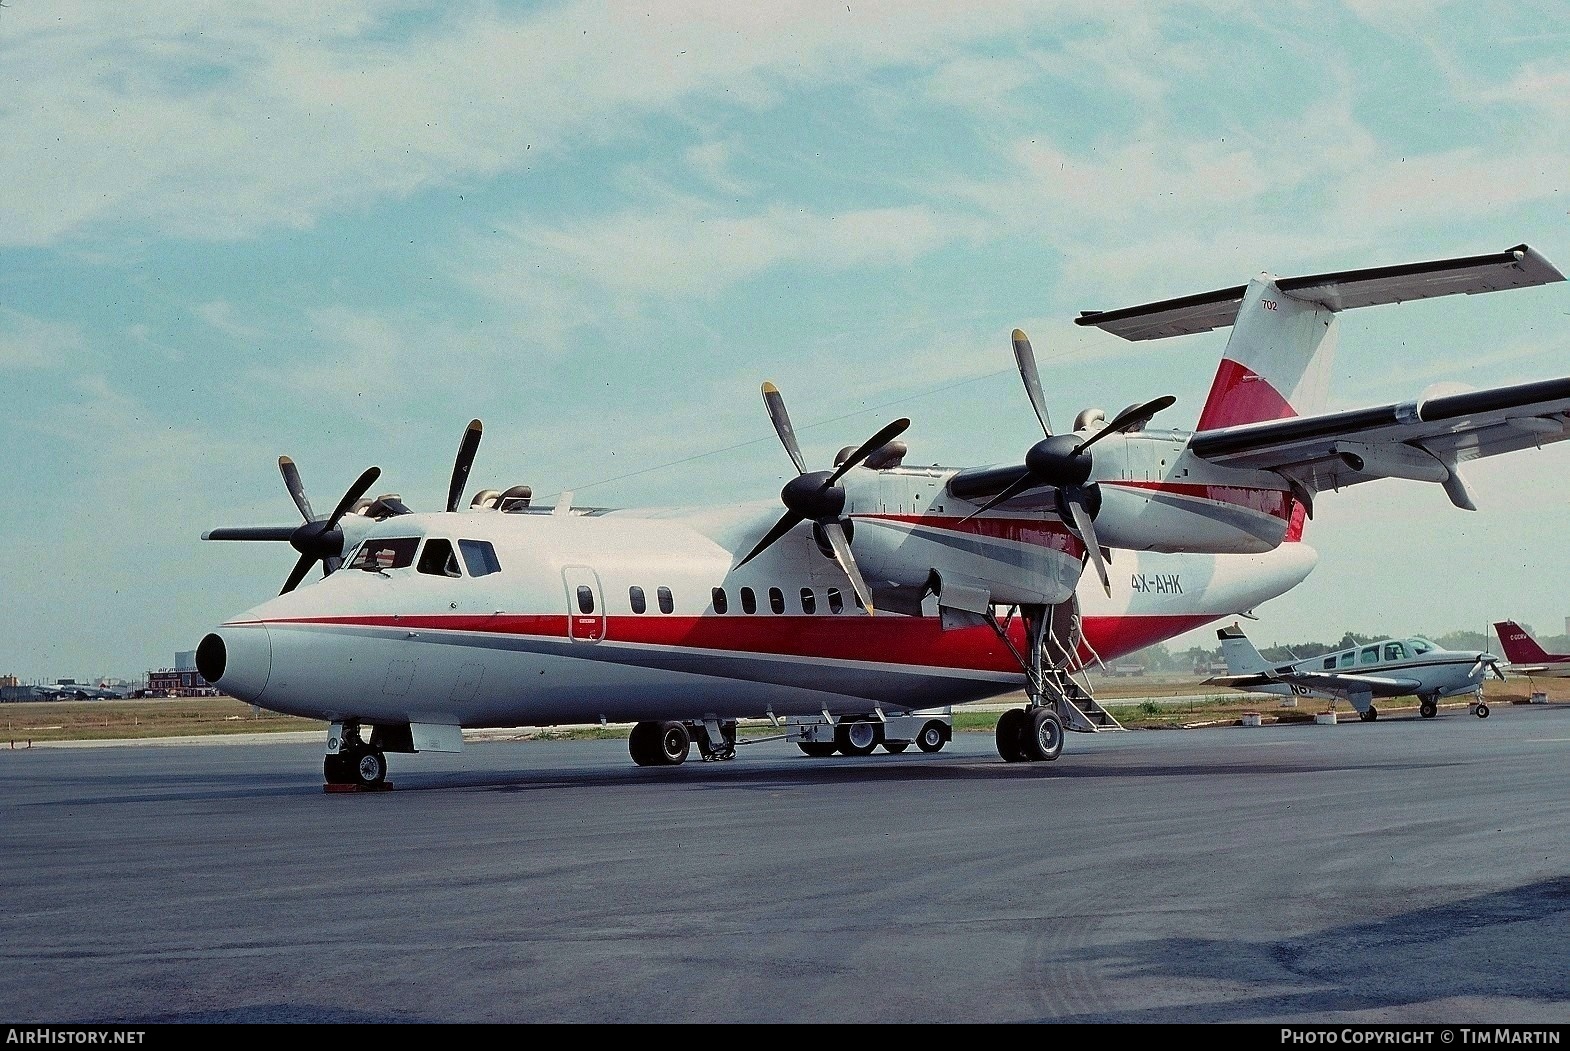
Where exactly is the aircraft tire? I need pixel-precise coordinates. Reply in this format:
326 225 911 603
1360 706 1378 722
797 742 837 758
995 708 1028 762
628 721 659 766
1476 703 1490 719
1420 700 1437 719
352 748 387 788
323 752 353 785
656 721 691 765
916 720 948 753
1024 708 1064 762
882 740 910 753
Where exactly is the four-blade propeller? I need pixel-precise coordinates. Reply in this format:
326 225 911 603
201 419 486 595
737 382 909 615
962 329 1175 596
203 459 383 595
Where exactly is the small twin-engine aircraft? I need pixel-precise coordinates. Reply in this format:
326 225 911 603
31 680 134 701
1205 624 1505 720
1492 621 1570 679
196 243 1569 787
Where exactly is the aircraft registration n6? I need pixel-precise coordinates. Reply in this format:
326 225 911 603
198 244 1569 787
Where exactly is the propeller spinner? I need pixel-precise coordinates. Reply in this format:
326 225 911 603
736 382 909 615
964 329 1175 596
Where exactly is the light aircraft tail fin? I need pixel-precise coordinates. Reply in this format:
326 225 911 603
1493 621 1555 664
1215 623 1270 676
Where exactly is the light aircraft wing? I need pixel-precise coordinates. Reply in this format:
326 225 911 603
1205 670 1423 698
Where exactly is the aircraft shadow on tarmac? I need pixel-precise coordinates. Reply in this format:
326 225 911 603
1019 875 1570 1023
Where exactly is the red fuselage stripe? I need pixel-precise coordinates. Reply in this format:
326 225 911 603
256 612 1221 673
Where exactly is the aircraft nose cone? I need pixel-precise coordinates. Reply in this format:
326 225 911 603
196 618 272 702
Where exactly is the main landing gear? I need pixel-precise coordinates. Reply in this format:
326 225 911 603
987 602 1078 764
323 721 390 790
628 719 737 766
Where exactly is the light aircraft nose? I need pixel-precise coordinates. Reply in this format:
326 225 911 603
196 617 272 702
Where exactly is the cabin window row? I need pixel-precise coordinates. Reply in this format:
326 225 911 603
709 585 861 615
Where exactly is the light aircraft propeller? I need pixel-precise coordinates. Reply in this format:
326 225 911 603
963 329 1175 596
736 382 909 615
1474 654 1507 682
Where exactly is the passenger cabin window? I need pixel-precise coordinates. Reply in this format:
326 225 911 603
1360 646 1380 665
657 586 673 614
711 587 728 614
349 537 419 571
769 587 784 614
576 585 595 614
1339 652 1355 669
800 588 816 614
827 588 843 614
1322 656 1336 671
458 539 501 576
630 586 646 614
417 538 463 577
1384 642 1406 662
741 587 757 614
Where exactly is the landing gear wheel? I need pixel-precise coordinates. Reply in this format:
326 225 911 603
797 742 837 758
1360 706 1378 722
351 748 387 788
1024 708 1064 762
629 721 660 766
656 721 691 765
1475 703 1490 719
323 752 353 785
1420 700 1437 719
835 718 880 756
882 740 910 754
916 720 948 753
995 708 1028 763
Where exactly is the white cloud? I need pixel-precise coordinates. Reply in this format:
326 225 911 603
0 309 84 369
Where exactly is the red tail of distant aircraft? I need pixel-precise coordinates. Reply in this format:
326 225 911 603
1492 621 1570 677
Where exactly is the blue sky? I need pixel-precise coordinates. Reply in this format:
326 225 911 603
4 1 1570 683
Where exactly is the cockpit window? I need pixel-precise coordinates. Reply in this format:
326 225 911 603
458 539 501 577
417 538 463 578
1384 642 1406 662
1408 638 1434 655
349 537 419 571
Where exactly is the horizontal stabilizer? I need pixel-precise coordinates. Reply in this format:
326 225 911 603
1076 244 1563 342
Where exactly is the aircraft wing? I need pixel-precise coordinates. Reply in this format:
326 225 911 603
1187 376 1570 504
1204 670 1422 699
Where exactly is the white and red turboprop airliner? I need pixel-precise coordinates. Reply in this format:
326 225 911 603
197 244 1570 787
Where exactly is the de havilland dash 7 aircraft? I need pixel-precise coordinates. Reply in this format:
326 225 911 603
196 243 1570 788
1205 624 1505 721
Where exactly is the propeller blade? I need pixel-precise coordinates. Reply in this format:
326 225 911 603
825 417 911 487
820 519 875 615
325 467 382 530
281 552 317 595
447 419 483 513
1075 395 1177 454
1011 329 1053 437
202 526 299 541
278 456 315 521
1065 495 1111 597
960 472 1037 524
761 382 808 475
736 510 807 569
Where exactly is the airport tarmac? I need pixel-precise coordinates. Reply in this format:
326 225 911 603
3 702 1569 1025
